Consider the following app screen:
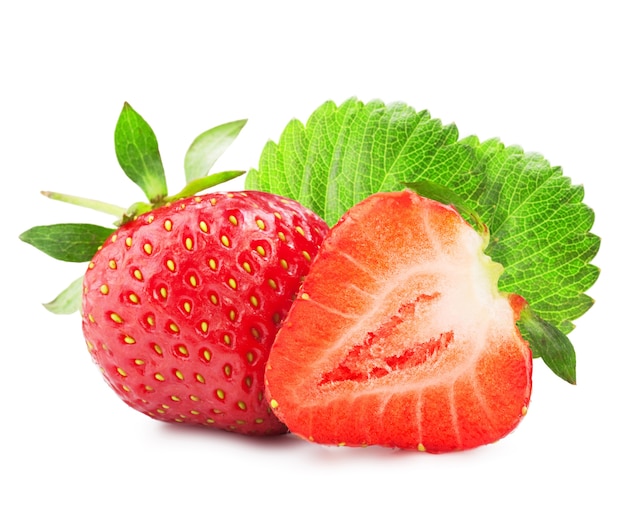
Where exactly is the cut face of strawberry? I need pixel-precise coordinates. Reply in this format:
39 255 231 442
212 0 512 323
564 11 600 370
265 189 533 452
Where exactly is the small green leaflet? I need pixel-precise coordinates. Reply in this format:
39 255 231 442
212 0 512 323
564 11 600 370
184 119 247 183
43 276 84 314
115 102 168 203
245 97 600 384
19 223 115 262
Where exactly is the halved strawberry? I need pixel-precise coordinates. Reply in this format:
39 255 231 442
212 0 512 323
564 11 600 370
265 189 532 452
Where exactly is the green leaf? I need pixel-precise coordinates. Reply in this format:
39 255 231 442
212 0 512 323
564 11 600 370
20 223 115 262
167 170 246 202
184 119 247 183
114 102 168 202
245 97 479 226
43 276 84 314
518 305 577 384
245 97 600 383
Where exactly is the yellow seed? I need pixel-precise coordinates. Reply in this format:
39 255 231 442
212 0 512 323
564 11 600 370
208 258 217 270
178 345 188 356
157 409 165 414
88 261 95 269
196 373 205 383
229 215 238 226
246 351 255 363
338 442 346 447
147 215 154 223
175 370 184 380
200 321 208 333
128 293 139 304
229 310 236 321
145 385 154 392
146 315 155 327
522 406 528 416
417 443 426 452
116 367 127 377
245 376 252 388
161 404 170 409
256 219 265 230
122 385 130 392
203 350 211 362
123 336 136 344
274 212 282 220
228 278 237 290
270 399 279 409
108 260 117 269
216 389 225 400
183 301 191 314
166 259 176 272
155 373 165 382
143 243 153 255
190 395 200 402
199 221 208 233
100 284 109 295
238 401 247 411
110 313 123 324
210 294 218 305
301 293 310 300
242 261 252 273
223 334 231 345
278 232 286 242
153 344 163 355
134 359 144 365
224 364 232 377
206 418 215 424
302 250 311 261
190 410 200 416
210 198 217 206
295 226 305 236
280 259 288 270
268 279 277 290
189 275 198 287
171 395 181 402
164 219 173 231
160 287 167 299
256 245 266 256
133 269 143 281
185 237 193 250
221 235 230 247
250 295 259 307
251 327 260 339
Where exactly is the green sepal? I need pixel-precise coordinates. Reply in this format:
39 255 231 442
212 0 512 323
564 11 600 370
43 276 84 314
167 170 246 202
114 102 168 203
19 223 115 262
184 119 247 183
517 304 577 384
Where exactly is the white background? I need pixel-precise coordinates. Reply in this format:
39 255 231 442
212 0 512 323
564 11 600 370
2 1 623 506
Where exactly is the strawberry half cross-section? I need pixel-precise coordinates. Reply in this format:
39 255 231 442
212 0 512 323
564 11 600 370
264 189 533 452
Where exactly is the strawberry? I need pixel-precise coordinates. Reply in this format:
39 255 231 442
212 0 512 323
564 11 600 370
264 189 533 451
83 190 328 434
19 103 329 436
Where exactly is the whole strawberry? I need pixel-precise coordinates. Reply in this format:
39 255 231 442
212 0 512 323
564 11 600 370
20 103 329 435
84 191 327 434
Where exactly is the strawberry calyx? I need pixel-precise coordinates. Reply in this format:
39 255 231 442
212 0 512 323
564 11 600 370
20 102 249 314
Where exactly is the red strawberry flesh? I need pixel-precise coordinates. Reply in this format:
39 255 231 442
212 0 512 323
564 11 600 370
265 190 532 451
82 191 329 435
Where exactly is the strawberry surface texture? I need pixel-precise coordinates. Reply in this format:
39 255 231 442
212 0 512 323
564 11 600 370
82 190 329 435
265 189 533 451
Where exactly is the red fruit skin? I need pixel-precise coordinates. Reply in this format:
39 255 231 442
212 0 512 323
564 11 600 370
82 191 329 435
265 190 533 451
